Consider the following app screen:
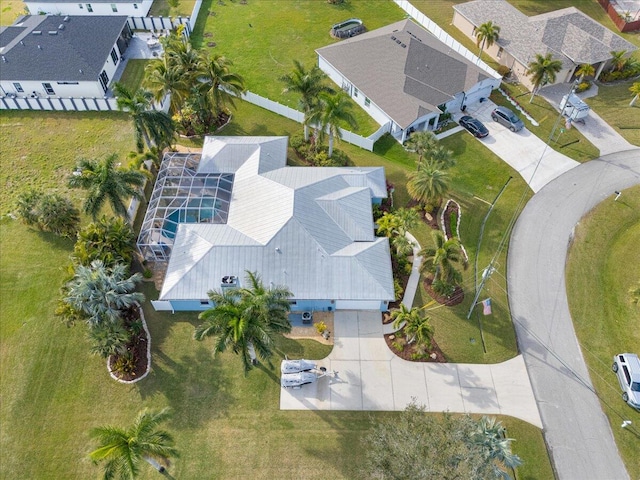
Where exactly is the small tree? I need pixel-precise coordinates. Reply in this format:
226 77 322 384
609 50 629 72
470 416 523 479
527 53 563 102
475 21 501 59
629 82 640 107
407 161 450 211
575 63 595 82
420 231 465 286
73 217 136 268
391 304 434 347
405 131 439 168
309 91 358 158
88 321 131 358
15 189 80 238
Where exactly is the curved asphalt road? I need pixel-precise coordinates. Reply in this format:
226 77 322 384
508 149 640 480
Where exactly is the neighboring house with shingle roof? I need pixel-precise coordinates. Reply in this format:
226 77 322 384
316 19 501 144
0 15 131 100
452 0 637 90
24 0 153 16
139 136 395 313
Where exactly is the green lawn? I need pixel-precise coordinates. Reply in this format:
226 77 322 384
585 81 640 146
191 0 403 137
0 0 26 26
148 0 197 18
565 185 640 478
118 60 150 93
0 101 554 478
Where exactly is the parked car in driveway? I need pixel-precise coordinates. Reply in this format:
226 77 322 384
491 106 524 132
459 115 489 138
612 353 640 410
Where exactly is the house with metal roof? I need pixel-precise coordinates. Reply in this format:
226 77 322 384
0 15 131 101
139 136 395 313
316 18 501 144
24 0 153 17
452 0 637 90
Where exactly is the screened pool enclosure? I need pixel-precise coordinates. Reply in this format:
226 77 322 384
137 151 233 261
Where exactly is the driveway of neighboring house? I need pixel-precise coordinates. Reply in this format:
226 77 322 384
280 310 542 428
456 99 579 193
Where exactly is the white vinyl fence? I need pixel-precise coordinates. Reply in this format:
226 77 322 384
392 0 501 80
127 15 190 33
0 95 119 111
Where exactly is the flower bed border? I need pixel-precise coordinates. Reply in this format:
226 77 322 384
107 304 151 384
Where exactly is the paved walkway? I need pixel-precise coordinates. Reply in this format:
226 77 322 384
508 149 640 480
281 310 542 427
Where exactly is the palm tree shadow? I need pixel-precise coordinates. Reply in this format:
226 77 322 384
255 361 279 383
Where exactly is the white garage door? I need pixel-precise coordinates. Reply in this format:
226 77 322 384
464 85 493 106
334 300 382 310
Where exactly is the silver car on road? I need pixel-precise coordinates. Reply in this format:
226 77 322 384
612 353 640 410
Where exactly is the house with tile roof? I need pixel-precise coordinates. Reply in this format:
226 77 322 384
316 19 501 144
138 136 395 313
24 0 153 17
452 0 637 91
0 15 131 101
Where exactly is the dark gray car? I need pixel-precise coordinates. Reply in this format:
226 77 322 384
491 106 524 132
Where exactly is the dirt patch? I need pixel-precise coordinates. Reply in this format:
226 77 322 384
284 311 334 346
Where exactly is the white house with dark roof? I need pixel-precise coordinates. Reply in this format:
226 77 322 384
453 0 637 90
316 18 501 143
24 0 153 16
0 15 131 100
139 136 395 313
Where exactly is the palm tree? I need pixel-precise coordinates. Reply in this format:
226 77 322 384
427 144 455 169
64 260 144 326
629 82 640 106
309 91 358 158
419 231 465 285
198 52 246 117
527 53 563 102
194 271 293 373
609 50 629 72
406 161 450 209
471 416 523 480
88 320 131 358
405 130 439 168
575 63 595 82
391 304 434 346
144 57 191 114
73 216 136 268
376 211 401 238
475 21 500 59
89 407 178 479
112 82 175 153
68 153 146 220
281 60 334 141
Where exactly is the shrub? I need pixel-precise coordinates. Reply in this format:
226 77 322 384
394 278 404 301
143 268 153 279
73 217 136 268
392 337 407 352
575 81 591 93
315 321 327 334
88 321 131 358
16 189 80 237
289 133 306 150
432 280 455 297
111 351 136 376
496 65 511 77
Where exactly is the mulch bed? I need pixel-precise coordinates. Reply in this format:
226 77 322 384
384 331 447 363
108 307 148 382
442 201 459 239
423 276 464 306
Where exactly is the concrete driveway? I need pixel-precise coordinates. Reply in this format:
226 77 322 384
457 100 579 193
508 149 640 480
280 310 542 428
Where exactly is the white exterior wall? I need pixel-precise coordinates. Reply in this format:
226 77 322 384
318 56 393 128
26 0 153 16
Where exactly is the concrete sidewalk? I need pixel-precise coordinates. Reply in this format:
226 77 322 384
281 310 542 427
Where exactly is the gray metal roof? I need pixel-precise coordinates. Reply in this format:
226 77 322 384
316 19 489 129
27 0 138 3
0 15 128 82
453 0 637 67
156 137 394 303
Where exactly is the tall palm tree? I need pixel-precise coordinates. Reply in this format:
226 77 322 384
629 82 640 106
112 83 175 153
68 153 146 220
475 21 501 59
609 50 629 72
427 144 455 169
198 52 246 117
89 407 178 479
281 60 335 142
405 130 439 168
144 57 191 114
527 53 563 102
194 271 293 373
470 416 523 480
575 63 595 82
64 260 144 326
419 231 465 285
309 91 358 158
406 161 450 209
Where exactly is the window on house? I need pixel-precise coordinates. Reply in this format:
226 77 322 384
364 97 371 107
99 70 109 93
86 3 93 11
200 300 209 305
42 83 55 95
110 48 118 65
497 47 503 58
354 88 358 97
13 83 24 93
111 3 117 11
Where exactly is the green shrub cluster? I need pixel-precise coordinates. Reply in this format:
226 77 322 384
16 189 80 238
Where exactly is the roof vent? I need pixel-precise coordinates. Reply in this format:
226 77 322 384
79 69 83 74
63 15 70 22
58 23 65 30
391 35 396 40
395 39 401 44
275 247 281 253
1 56 6 63
48 31 58 35
37 45 42 49
20 40 24 45
401 43 406 48
32 30 42 35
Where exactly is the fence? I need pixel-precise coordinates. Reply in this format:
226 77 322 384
239 91 388 152
0 95 119 111
392 0 501 80
597 0 640 32
127 16 190 33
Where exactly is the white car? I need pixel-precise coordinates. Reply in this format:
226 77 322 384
612 353 640 410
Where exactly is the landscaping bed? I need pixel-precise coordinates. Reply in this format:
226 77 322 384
384 332 446 363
